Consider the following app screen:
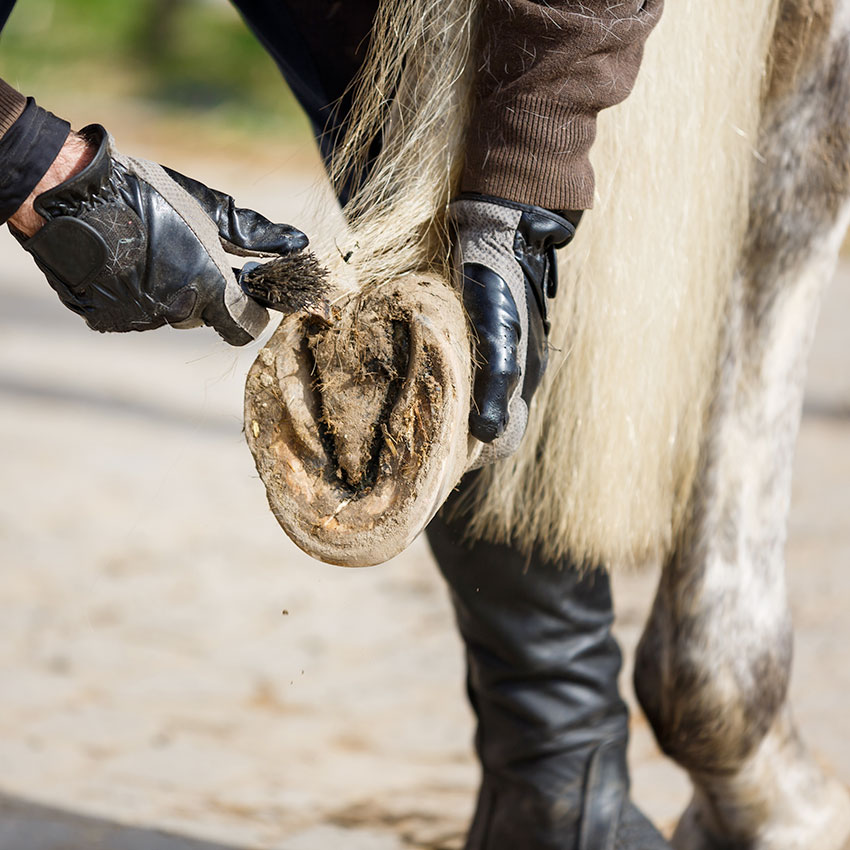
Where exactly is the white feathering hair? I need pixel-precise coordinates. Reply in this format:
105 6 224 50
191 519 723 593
464 0 782 567
317 0 481 292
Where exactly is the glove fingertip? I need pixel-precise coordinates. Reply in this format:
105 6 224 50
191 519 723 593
469 410 507 443
214 321 254 347
223 330 254 347
277 229 309 254
209 283 269 346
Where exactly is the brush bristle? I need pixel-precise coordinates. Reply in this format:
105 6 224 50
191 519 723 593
241 252 331 314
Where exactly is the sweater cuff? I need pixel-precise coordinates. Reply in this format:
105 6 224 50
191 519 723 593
0 78 27 139
461 95 598 211
0 98 71 224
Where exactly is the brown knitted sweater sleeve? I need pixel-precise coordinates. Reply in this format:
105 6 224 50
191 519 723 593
461 0 663 210
0 77 26 139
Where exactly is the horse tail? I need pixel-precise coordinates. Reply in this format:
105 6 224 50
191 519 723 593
318 0 481 289
463 1 782 568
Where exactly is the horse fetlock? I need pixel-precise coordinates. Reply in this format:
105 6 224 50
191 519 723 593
635 602 792 775
672 709 850 850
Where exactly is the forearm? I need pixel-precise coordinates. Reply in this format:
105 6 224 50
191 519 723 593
0 76 74 231
8 131 95 237
462 0 664 210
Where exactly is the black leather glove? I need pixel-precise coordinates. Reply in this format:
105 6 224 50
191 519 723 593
449 193 577 461
13 124 307 345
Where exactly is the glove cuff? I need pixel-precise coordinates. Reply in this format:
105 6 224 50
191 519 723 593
32 124 113 221
453 192 577 248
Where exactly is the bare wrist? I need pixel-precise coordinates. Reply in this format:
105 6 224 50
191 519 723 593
8 131 96 238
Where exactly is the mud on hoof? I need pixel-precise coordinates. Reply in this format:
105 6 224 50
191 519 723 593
245 275 477 566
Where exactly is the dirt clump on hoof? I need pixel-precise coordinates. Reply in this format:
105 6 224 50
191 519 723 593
245 275 477 566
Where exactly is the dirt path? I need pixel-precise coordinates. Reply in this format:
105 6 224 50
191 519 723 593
0 154 848 849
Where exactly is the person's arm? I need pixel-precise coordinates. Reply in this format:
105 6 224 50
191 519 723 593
453 0 663 455
0 77 26 134
1 78 308 345
0 77 76 232
8 130 94 237
462 0 664 211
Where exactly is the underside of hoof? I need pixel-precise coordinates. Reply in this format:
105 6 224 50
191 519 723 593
245 275 477 566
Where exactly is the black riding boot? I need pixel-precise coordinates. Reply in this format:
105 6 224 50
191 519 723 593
426 498 670 850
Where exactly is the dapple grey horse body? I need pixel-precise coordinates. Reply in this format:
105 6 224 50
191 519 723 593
636 3 850 847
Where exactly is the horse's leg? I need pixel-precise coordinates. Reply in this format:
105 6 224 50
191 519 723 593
634 4 850 848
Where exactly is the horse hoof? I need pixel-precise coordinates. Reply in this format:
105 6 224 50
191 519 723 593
244 274 478 566
673 779 850 850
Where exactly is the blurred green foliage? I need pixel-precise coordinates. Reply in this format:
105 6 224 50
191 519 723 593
0 0 307 137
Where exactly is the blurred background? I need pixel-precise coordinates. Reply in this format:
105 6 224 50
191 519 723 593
1 0 310 142
1 3 849 849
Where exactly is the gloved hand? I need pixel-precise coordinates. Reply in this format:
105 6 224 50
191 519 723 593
12 124 307 345
449 193 577 461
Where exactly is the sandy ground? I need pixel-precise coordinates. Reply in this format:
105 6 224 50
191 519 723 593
0 143 848 850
